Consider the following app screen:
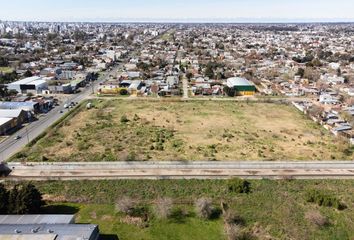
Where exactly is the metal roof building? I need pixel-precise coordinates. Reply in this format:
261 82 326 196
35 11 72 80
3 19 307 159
226 77 256 96
0 215 74 225
0 215 99 240
0 224 99 240
7 76 48 94
0 101 38 112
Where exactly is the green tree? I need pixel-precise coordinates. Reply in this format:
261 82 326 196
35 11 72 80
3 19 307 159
205 65 214 79
7 184 44 214
24 70 33 78
186 72 193 81
0 184 8 214
17 184 44 214
0 85 8 98
8 185 20 214
296 68 305 78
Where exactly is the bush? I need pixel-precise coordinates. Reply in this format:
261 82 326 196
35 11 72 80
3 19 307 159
116 197 135 215
306 190 345 210
223 210 245 226
228 178 251 194
154 197 173 219
195 198 214 220
120 115 129 123
305 210 329 227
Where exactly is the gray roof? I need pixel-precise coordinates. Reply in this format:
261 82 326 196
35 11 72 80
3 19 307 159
0 224 99 240
0 215 74 225
0 109 24 118
227 77 254 87
0 102 38 110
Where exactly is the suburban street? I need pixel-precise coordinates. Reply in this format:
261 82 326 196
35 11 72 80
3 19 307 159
6 161 354 180
0 67 117 162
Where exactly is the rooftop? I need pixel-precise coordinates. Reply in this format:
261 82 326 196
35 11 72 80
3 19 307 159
0 215 74 225
227 77 254 87
7 76 45 86
0 224 98 240
0 117 13 126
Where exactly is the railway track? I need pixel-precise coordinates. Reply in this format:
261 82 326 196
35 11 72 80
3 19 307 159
4 161 354 181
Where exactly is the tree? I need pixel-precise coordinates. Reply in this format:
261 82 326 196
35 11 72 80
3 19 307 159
7 185 19 214
0 184 8 214
17 184 44 214
7 184 44 214
24 70 33 78
296 68 305 78
0 85 8 98
0 57 9 67
186 72 193 81
337 68 342 77
205 65 215 79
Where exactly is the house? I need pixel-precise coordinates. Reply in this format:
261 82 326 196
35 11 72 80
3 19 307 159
226 77 256 96
166 76 179 86
319 94 340 105
7 76 48 95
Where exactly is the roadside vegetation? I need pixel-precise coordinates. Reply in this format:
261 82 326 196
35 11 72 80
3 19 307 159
11 99 353 162
4 179 353 240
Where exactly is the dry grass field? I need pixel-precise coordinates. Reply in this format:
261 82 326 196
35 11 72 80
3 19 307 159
12 99 354 162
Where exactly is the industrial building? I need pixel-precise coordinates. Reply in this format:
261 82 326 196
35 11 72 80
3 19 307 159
0 101 39 113
226 77 256 96
7 76 48 95
0 109 27 135
0 215 99 240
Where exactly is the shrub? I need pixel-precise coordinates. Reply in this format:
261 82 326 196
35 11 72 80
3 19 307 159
154 197 173 219
306 190 345 210
116 197 135 215
195 198 214 220
228 178 251 194
223 210 245 226
120 115 129 123
305 210 329 227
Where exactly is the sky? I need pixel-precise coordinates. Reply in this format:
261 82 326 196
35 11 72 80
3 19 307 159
1 0 354 22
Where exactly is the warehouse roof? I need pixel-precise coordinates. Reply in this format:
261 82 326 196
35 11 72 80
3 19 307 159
7 76 46 86
0 234 57 240
0 215 74 225
0 109 24 118
0 101 38 110
0 117 12 126
227 77 254 87
0 224 98 240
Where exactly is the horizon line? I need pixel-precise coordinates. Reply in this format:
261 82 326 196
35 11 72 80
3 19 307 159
2 17 354 24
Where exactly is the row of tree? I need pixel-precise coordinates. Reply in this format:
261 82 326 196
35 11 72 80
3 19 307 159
0 183 44 214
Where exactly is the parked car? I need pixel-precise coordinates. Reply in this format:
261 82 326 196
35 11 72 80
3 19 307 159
14 135 21 140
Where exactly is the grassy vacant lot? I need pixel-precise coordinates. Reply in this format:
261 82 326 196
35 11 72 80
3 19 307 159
18 179 354 240
12 99 354 162
0 67 13 73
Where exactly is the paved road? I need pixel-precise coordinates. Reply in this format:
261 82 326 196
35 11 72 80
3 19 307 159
0 67 118 162
6 161 354 180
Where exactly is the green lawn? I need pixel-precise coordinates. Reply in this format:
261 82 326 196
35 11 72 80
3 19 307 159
12 179 354 240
